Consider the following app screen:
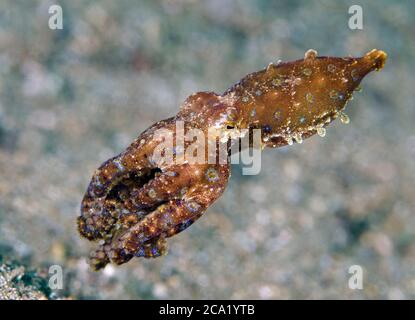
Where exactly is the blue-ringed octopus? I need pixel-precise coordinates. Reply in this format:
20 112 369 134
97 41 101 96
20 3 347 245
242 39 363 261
77 49 387 270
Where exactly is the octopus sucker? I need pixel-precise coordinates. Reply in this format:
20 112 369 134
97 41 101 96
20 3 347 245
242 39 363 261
78 49 387 270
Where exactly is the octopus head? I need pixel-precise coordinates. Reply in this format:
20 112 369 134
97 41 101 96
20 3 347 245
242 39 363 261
273 49 388 143
301 49 387 127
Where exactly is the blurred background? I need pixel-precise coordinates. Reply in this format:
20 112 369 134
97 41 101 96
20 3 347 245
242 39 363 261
0 0 414 299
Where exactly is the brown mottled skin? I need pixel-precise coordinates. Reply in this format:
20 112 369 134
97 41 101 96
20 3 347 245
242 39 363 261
78 49 387 270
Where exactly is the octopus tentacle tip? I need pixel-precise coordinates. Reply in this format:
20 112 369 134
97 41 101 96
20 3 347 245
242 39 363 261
78 50 387 269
